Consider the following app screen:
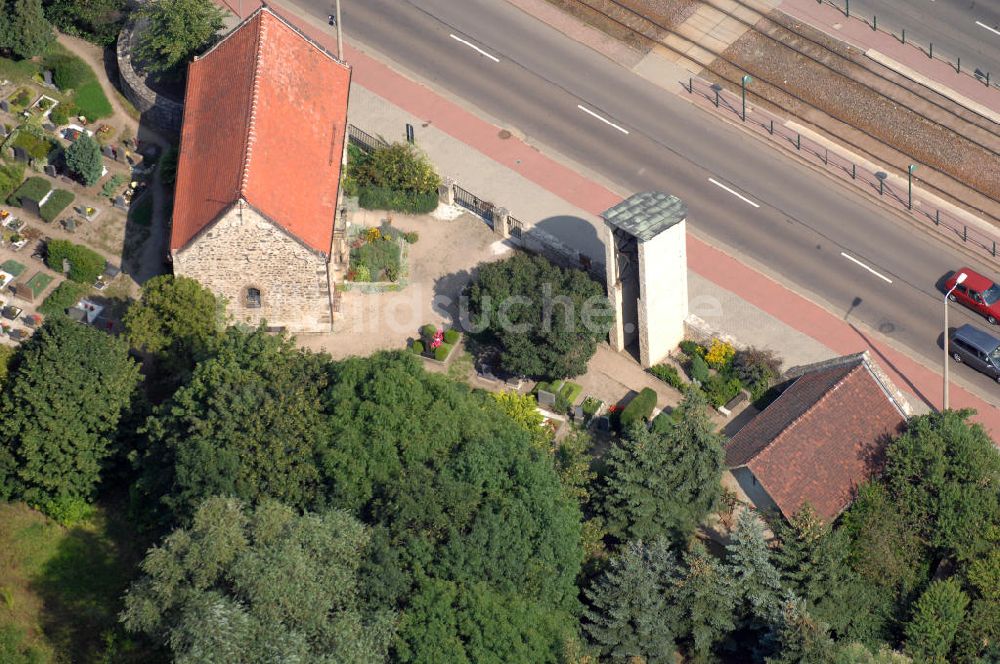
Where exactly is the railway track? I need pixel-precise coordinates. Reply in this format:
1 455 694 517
562 0 1000 223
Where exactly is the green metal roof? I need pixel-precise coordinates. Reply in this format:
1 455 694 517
601 192 687 241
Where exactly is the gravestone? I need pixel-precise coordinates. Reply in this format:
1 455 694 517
0 100 8 113
11 146 28 163
43 165 56 177
102 145 115 159
42 122 55 132
42 70 53 87
537 389 556 408
0 123 6 138
114 146 126 162
573 405 585 421
596 416 611 433
113 195 127 209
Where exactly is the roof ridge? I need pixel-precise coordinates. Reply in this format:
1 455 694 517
751 363 864 464
239 11 268 197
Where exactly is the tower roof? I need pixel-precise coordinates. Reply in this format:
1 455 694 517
601 192 687 241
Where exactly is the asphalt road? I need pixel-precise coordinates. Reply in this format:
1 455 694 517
302 0 1000 402
842 0 1000 84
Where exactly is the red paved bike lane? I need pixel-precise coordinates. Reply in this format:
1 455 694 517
219 0 1000 433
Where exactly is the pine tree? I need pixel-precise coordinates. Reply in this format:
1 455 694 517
65 134 103 186
725 509 783 625
603 389 724 544
0 0 54 59
583 538 680 663
767 597 838 664
773 504 855 637
904 578 969 663
675 541 737 663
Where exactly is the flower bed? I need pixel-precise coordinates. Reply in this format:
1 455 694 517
410 324 462 363
664 338 783 409
348 226 402 282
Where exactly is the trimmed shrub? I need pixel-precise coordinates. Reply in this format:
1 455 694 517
9 176 51 206
66 134 103 185
704 374 742 408
434 342 452 362
679 339 705 357
420 324 438 340
73 80 112 120
39 189 74 222
45 240 105 284
357 186 438 214
403 231 419 244
443 329 460 345
46 54 93 90
689 354 709 383
620 388 657 429
0 162 25 201
411 340 424 355
49 101 76 126
649 363 687 392
38 280 91 316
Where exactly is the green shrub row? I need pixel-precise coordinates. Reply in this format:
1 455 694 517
358 186 437 214
38 280 90 316
9 176 51 206
620 387 657 429
45 239 105 284
39 189 75 222
649 363 687 392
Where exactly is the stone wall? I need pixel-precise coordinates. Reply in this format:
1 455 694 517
115 19 184 135
174 204 334 332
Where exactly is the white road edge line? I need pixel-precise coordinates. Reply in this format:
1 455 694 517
707 177 760 208
448 34 500 63
840 252 893 284
576 104 630 134
976 21 1000 37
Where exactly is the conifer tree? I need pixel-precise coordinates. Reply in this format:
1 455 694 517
904 578 969 664
725 509 783 625
675 541 737 663
767 597 838 664
583 538 680 663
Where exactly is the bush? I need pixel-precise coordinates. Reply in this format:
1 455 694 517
704 374 742 408
357 185 438 214
351 264 371 282
411 340 424 355
581 396 602 419
0 162 25 202
349 141 441 194
159 147 178 186
66 134 103 185
48 100 76 126
435 342 452 362
421 324 438 340
37 495 95 526
73 80 112 120
649 363 687 392
403 231 419 243
9 176 51 206
679 339 706 357
45 53 93 90
689 353 709 383
705 339 736 371
39 189 74 222
100 174 126 198
620 387 657 429
11 131 54 160
733 347 782 399
45 240 105 284
38 280 91 316
443 329 460 345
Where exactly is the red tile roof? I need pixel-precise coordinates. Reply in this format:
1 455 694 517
171 7 351 254
725 354 907 522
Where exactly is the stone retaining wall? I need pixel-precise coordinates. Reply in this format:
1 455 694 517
115 19 184 135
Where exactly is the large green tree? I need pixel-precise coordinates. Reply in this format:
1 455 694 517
954 548 1000 663
882 410 1000 561
725 509 783 626
135 0 224 73
468 253 612 379
674 542 737 663
904 578 969 663
65 134 103 186
0 317 139 510
44 0 126 46
602 389 724 544
136 328 331 523
121 496 395 663
0 0 54 59
583 537 680 663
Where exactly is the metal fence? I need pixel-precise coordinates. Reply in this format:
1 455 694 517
686 77 1000 261
508 215 523 239
347 124 390 154
454 184 495 228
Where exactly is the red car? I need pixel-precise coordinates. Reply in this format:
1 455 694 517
946 268 1000 324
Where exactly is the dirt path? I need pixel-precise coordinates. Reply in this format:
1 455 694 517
55 32 172 284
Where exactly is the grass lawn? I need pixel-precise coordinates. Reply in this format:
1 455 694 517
0 260 26 277
0 502 150 663
72 81 112 121
24 272 53 297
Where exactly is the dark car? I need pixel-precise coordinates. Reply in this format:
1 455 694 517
950 324 1000 382
945 268 1000 324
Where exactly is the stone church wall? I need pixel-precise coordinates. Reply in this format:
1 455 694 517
174 204 333 332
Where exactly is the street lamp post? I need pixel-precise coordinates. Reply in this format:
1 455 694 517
944 271 967 411
908 164 917 210
741 74 753 122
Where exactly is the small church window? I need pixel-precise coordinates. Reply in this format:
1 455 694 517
245 287 262 309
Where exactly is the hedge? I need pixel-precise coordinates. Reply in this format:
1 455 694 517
649 363 687 392
39 189 75 222
411 340 424 355
358 186 437 214
45 239 105 284
620 387 657 429
38 280 90 316
420 324 437 340
443 328 460 345
9 176 51 206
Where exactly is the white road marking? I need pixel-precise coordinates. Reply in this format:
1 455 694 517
708 177 760 208
840 252 893 284
448 34 500 62
976 20 1000 37
576 104 630 134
